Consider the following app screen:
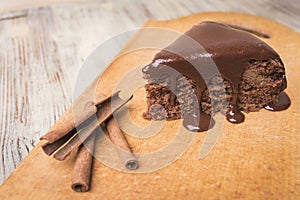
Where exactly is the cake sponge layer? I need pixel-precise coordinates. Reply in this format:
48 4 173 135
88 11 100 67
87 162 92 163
143 59 286 120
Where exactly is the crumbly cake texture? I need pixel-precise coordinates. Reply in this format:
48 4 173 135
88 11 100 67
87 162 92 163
143 58 286 120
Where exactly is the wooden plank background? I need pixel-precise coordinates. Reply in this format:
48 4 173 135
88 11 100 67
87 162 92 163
0 0 299 185
0 12 299 199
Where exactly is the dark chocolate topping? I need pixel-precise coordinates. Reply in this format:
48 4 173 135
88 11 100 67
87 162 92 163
264 92 291 111
182 113 215 132
143 21 287 131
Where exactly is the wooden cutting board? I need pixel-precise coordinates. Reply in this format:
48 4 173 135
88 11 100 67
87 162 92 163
0 12 299 200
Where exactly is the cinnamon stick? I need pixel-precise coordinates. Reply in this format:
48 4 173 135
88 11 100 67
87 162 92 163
41 129 77 156
45 93 132 160
41 93 106 156
40 92 118 144
71 131 96 192
53 117 99 161
106 117 138 170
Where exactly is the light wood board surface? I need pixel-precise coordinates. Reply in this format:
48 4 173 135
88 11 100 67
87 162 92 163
0 12 299 199
1 0 300 185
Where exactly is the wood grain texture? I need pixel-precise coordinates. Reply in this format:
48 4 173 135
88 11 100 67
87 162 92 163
0 0 299 186
0 12 299 199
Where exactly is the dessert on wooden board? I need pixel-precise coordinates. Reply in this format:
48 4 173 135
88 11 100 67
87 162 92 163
0 10 298 199
142 21 290 131
39 20 292 193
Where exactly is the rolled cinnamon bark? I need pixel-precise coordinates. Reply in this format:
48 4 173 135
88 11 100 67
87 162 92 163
41 129 77 156
41 92 117 144
41 93 132 160
106 117 138 170
71 131 96 192
53 117 99 161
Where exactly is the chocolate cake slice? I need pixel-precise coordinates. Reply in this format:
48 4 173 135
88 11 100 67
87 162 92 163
142 21 290 132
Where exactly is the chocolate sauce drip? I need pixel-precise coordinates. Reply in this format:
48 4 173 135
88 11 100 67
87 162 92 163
143 21 287 131
226 105 245 123
264 92 291 111
183 113 215 132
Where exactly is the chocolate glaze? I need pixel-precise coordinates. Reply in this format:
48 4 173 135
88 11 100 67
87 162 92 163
143 21 288 132
264 92 291 111
182 113 215 132
226 105 245 123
